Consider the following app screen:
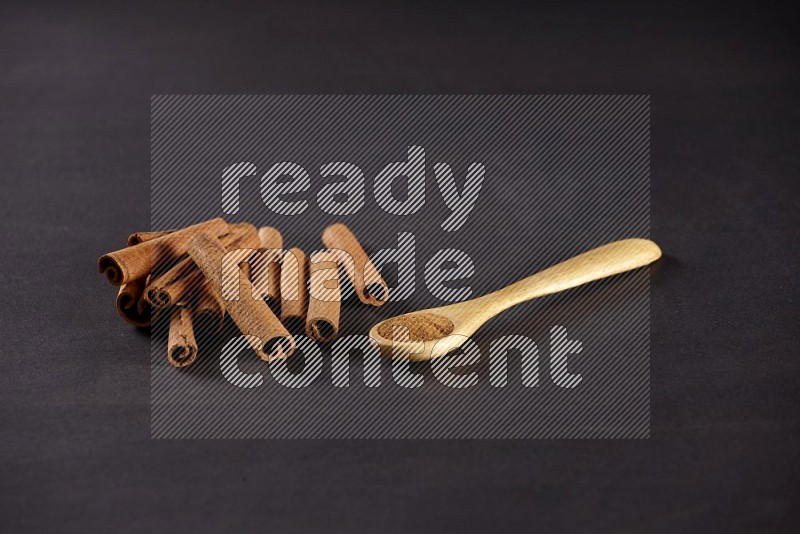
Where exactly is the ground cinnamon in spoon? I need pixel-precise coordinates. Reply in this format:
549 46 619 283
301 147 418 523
377 313 454 341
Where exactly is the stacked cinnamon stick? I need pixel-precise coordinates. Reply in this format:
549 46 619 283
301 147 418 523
99 218 388 368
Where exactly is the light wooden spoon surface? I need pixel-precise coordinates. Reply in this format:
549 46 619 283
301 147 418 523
369 238 662 361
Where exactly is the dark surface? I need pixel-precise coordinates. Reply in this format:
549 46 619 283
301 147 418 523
1 0 798 532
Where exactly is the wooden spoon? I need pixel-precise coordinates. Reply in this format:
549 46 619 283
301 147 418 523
369 238 662 361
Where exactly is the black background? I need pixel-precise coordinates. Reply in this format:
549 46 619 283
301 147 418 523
1 0 798 532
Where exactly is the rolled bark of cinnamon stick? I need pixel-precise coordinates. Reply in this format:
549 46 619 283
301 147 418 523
99 218 228 286
145 223 258 309
321 223 389 306
280 248 308 332
167 306 198 368
127 230 170 247
115 231 165 326
250 226 283 305
305 251 341 343
188 233 295 361
116 276 153 327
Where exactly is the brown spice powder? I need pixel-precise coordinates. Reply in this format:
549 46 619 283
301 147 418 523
377 313 454 341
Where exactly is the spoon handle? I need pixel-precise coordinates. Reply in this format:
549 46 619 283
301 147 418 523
485 239 662 309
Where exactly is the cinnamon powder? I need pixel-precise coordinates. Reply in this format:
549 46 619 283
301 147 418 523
377 313 454 341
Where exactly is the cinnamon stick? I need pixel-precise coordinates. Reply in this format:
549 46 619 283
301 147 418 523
305 251 341 342
188 233 294 361
167 305 198 368
145 223 258 309
115 231 165 326
99 218 228 286
321 223 389 306
280 248 308 332
249 226 283 305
